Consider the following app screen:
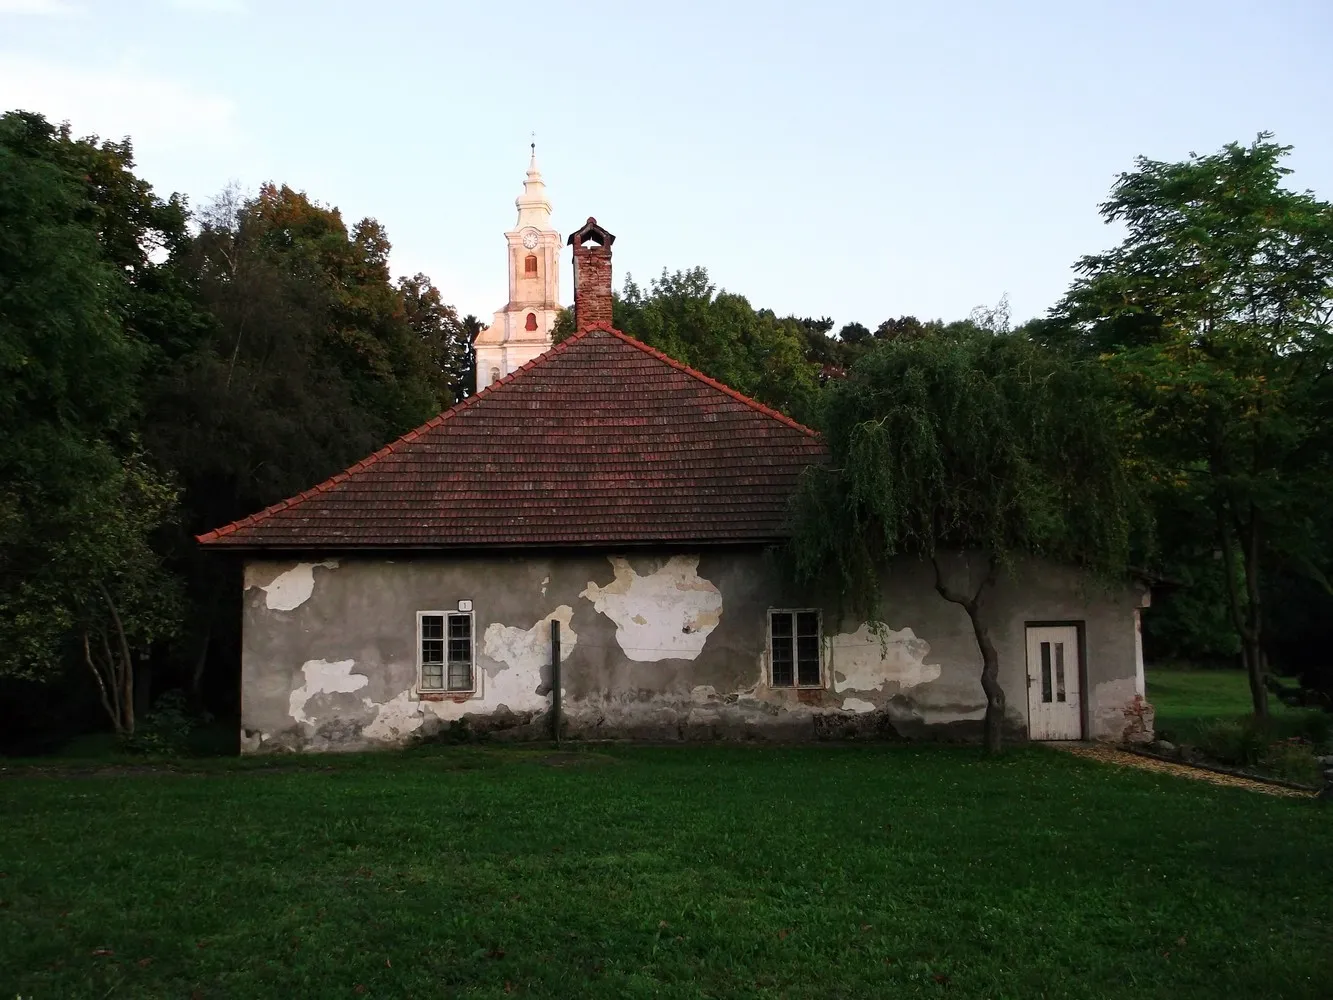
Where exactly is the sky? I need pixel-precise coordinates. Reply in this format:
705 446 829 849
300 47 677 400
3 0 1332 328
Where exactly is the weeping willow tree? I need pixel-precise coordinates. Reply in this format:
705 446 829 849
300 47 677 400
788 331 1146 752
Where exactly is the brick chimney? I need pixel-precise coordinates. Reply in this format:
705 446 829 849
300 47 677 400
568 217 615 333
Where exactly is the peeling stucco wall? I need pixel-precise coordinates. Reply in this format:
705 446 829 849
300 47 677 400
827 623 940 693
246 560 339 611
580 556 722 661
238 551 1149 751
289 658 365 724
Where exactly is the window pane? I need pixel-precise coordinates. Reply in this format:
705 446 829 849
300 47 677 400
796 635 820 686
795 612 819 637
770 611 792 637
421 614 444 640
421 663 444 690
1055 643 1066 703
421 639 444 664
1040 641 1052 703
447 660 472 691
445 614 472 691
772 636 794 687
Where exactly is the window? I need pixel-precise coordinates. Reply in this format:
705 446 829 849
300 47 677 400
524 312 538 331
769 610 822 687
489 366 500 385
418 611 474 692
524 254 538 276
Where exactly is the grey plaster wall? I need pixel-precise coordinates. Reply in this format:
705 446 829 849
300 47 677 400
238 549 1150 752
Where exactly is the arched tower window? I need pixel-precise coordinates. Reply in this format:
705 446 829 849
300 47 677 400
524 254 538 276
489 367 500 386
525 312 538 332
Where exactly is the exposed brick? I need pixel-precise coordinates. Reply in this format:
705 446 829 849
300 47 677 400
570 217 616 334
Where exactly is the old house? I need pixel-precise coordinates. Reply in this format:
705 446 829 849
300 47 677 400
198 160 1154 752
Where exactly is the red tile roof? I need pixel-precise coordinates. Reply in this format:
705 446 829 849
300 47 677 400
196 325 827 550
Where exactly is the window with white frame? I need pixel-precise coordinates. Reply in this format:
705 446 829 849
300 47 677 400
418 611 474 692
768 609 822 687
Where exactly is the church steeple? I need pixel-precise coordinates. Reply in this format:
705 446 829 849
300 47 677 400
515 143 552 230
472 146 563 392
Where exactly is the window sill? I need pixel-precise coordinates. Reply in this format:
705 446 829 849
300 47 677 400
417 690 476 703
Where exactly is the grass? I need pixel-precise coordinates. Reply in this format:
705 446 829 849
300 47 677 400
1148 667 1331 783
1 745 1330 999
1147 667 1291 743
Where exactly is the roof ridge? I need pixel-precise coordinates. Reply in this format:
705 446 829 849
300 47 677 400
195 328 601 544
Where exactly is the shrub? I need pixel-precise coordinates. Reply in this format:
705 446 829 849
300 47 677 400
1258 738 1324 786
1293 709 1332 750
1194 717 1269 767
120 690 208 757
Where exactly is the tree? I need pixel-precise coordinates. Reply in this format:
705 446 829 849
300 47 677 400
78 454 182 736
1048 134 1333 718
613 268 823 422
788 333 1144 752
873 316 929 341
0 111 180 711
399 272 474 405
839 321 872 344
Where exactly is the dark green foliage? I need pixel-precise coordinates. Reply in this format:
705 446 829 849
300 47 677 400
838 320 871 344
788 331 1145 751
2 747 1330 998
0 112 178 688
0 110 477 734
612 267 823 422
1048 134 1333 716
1194 717 1271 768
119 690 207 757
789 332 1143 624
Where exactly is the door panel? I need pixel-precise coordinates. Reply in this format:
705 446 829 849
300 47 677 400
1026 625 1082 740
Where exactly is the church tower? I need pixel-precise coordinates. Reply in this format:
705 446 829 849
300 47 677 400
473 147 562 391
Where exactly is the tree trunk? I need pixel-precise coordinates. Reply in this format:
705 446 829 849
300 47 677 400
933 552 1004 753
968 608 1005 754
1240 509 1268 720
1217 508 1268 720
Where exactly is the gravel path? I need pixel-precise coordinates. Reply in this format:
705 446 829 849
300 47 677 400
1050 742 1317 799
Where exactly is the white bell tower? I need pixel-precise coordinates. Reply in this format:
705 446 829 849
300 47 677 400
473 145 562 391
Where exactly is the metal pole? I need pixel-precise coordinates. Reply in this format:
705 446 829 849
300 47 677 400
551 618 562 745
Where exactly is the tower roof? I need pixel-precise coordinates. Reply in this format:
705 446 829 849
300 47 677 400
197 326 825 551
514 145 552 230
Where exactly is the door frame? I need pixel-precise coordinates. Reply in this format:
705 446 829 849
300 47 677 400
1024 620 1088 740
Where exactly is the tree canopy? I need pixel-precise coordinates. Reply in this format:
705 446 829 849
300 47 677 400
0 110 476 745
788 331 1146 751
1044 134 1333 715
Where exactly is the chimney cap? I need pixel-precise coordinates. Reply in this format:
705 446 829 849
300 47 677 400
568 217 616 248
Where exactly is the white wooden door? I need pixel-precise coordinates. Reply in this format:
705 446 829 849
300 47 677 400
1026 625 1082 740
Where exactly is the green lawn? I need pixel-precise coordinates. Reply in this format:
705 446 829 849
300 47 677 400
1 746 1329 999
1148 667 1328 747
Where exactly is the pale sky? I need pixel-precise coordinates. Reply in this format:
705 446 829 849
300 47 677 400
3 0 1331 327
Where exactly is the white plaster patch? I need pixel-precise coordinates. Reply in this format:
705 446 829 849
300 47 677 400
842 697 877 714
580 556 722 661
484 605 576 672
828 623 940 693
289 658 367 725
253 560 339 611
363 690 425 742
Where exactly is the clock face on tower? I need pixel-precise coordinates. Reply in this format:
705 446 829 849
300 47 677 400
521 229 539 249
